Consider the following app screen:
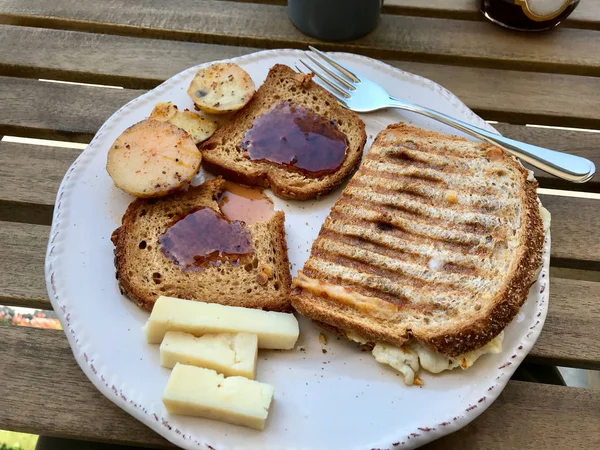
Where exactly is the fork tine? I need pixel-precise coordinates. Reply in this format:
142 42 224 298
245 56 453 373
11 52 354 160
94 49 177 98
305 53 355 91
299 60 351 99
308 46 360 83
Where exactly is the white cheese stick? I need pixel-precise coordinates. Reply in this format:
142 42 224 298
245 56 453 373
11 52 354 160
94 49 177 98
143 296 299 349
162 363 274 430
160 331 258 379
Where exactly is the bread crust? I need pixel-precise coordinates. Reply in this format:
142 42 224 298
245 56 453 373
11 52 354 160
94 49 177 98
112 178 292 312
199 64 367 200
291 123 545 356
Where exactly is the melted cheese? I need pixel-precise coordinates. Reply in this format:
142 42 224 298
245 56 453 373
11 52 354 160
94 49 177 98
372 343 419 385
293 271 401 320
372 332 504 385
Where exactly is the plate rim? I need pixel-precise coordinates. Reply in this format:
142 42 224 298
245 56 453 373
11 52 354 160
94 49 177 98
44 48 550 450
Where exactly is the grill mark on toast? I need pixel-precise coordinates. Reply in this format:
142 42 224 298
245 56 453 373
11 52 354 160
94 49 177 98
353 173 509 216
331 201 488 247
381 150 449 173
302 266 407 306
314 233 481 297
372 137 487 160
328 210 489 258
343 188 506 234
359 167 447 188
361 159 509 196
316 236 485 287
321 222 485 270
304 258 465 312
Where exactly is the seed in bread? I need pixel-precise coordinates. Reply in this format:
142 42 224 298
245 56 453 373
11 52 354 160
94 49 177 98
106 118 201 198
199 64 367 200
111 177 292 312
150 102 218 144
291 123 544 358
187 63 255 114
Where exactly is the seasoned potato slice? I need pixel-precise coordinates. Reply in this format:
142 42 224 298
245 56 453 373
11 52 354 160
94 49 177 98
150 102 218 144
187 63 255 114
107 119 201 198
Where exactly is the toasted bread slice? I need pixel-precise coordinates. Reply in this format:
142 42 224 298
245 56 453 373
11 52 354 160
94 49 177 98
112 178 292 312
199 64 367 200
292 124 544 356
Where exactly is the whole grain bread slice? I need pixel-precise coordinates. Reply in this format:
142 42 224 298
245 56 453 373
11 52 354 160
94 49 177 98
198 64 367 200
291 123 545 356
112 178 292 312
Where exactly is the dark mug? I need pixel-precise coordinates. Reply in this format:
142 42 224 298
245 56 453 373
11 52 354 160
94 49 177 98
287 0 382 41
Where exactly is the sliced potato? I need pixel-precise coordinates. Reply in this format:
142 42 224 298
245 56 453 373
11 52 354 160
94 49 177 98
149 101 218 144
187 62 255 114
107 119 201 198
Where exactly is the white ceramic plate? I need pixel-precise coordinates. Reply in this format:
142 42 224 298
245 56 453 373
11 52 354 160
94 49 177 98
45 49 550 450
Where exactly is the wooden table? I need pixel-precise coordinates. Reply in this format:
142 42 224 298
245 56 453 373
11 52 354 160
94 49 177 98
1 0 599 448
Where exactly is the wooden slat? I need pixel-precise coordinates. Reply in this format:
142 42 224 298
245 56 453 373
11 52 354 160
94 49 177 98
1 219 598 368
0 222 49 309
0 142 80 224
0 326 171 448
1 0 600 77
387 60 600 129
542 195 600 270
384 0 600 30
492 124 600 192
532 277 600 370
0 77 143 142
0 326 598 449
2 26 600 129
0 24 255 90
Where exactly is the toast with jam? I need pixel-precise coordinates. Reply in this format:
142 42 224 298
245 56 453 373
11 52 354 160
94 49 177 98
198 64 367 200
111 178 292 312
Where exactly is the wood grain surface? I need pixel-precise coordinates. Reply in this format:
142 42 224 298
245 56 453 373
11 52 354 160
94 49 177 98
532 277 600 370
0 326 598 449
0 222 49 309
1 0 599 76
0 326 172 448
2 25 600 129
0 76 143 142
1 218 598 368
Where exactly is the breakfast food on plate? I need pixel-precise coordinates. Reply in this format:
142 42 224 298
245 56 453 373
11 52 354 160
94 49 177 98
160 331 258 379
187 62 255 114
111 178 292 312
149 101 218 144
199 64 367 200
163 363 274 430
291 123 547 385
144 296 300 349
106 119 201 198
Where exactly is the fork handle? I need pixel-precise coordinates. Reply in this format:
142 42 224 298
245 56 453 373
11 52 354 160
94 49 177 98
388 97 596 183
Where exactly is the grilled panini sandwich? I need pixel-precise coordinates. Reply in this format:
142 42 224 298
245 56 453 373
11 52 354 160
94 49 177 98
292 124 547 384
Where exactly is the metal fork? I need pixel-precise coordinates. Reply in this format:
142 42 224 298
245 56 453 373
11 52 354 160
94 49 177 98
299 46 595 183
